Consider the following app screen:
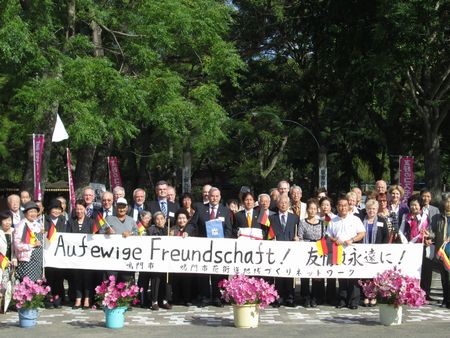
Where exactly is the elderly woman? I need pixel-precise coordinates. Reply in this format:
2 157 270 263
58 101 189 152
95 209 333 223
430 196 450 309
1 212 16 312
13 202 43 282
399 195 433 298
360 199 389 306
137 210 152 307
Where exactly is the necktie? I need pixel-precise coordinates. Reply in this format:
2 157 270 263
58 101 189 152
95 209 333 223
86 207 92 217
247 212 252 227
210 207 216 219
281 214 286 229
161 201 167 216
105 209 109 217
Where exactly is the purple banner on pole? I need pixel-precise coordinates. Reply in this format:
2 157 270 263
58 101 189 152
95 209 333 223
33 134 45 201
400 156 414 204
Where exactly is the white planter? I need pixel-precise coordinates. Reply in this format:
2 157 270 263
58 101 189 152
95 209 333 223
233 304 260 328
379 303 403 326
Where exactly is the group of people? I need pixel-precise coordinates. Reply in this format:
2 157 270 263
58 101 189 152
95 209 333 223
1 179 449 312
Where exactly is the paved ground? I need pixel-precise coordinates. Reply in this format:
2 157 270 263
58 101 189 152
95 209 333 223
1 271 448 337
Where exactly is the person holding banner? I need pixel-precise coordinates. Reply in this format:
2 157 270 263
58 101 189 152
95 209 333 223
326 197 366 310
13 202 44 282
298 199 324 308
136 210 152 308
44 199 67 308
233 192 262 239
319 196 337 305
170 208 194 306
399 195 433 300
430 196 450 309
67 199 95 309
148 211 172 310
269 194 299 307
190 187 232 307
104 198 138 283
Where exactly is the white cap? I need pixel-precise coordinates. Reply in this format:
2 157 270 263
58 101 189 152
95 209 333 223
116 197 128 206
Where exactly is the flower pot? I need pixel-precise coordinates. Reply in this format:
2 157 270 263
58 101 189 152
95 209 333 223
379 303 403 326
233 304 259 328
18 308 39 328
104 306 128 329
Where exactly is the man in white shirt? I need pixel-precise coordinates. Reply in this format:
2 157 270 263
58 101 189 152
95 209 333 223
326 197 366 310
7 194 23 227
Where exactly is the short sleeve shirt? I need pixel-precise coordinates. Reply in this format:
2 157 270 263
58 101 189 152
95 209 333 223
326 214 365 241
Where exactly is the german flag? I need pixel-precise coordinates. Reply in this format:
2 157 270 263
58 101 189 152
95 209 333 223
316 237 329 256
316 237 343 265
437 241 450 272
330 242 344 265
22 225 36 245
267 225 276 240
323 214 331 228
0 253 9 271
137 221 145 236
93 212 107 234
258 211 271 227
47 222 57 243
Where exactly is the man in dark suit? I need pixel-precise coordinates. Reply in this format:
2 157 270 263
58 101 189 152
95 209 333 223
147 180 178 225
127 188 147 222
269 194 299 307
233 192 261 238
98 191 115 218
190 187 232 307
420 188 441 300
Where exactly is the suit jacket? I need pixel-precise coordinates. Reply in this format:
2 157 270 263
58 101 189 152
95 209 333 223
147 200 178 225
269 212 299 241
98 207 116 218
44 214 67 233
430 213 449 254
233 209 261 238
423 205 440 223
190 203 232 238
127 204 146 222
67 216 94 234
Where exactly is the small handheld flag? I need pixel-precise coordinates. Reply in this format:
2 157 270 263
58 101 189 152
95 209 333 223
137 221 145 236
0 253 9 271
315 237 343 265
437 241 450 272
267 225 276 240
47 222 57 243
93 213 108 234
22 225 36 245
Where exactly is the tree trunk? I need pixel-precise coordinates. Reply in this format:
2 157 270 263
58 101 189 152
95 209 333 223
182 144 192 193
91 138 113 184
90 20 104 57
423 119 442 202
66 0 76 38
73 145 96 192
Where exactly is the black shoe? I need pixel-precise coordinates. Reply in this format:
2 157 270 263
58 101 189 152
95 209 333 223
198 297 209 308
161 302 172 310
185 302 193 307
213 298 224 308
285 300 295 307
349 305 358 310
336 301 346 309
310 300 317 308
72 305 81 310
303 301 311 308
272 301 281 308
53 298 62 309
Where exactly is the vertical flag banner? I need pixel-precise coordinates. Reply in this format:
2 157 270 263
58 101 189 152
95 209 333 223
67 148 76 211
108 156 123 191
33 134 45 201
399 156 414 204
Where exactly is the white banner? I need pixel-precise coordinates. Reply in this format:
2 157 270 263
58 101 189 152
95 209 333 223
44 234 423 279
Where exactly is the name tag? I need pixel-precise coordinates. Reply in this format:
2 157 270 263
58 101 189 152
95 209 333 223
218 217 225 222
377 222 384 228
169 212 175 217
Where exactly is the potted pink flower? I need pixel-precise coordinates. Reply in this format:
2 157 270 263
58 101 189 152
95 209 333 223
218 274 279 328
13 277 51 328
95 275 141 329
359 267 426 326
